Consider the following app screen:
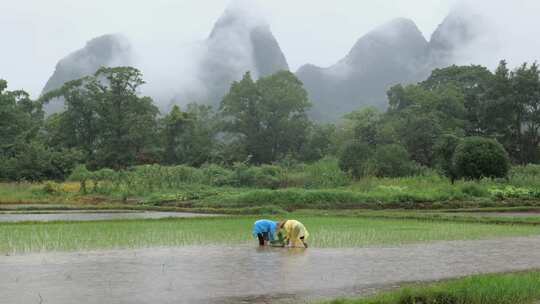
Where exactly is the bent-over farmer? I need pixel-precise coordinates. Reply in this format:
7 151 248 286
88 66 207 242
252 219 279 246
279 219 309 248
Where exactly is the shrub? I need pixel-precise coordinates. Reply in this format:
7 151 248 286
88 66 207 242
510 164 540 176
452 137 510 180
167 165 203 185
42 181 61 194
201 164 233 186
255 165 283 189
68 164 91 193
374 144 417 178
338 141 374 178
91 168 116 192
304 158 350 188
509 164 540 187
460 183 489 197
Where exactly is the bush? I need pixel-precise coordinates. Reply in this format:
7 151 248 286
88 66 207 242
509 164 540 187
68 164 91 193
338 141 374 178
452 137 510 180
304 158 350 188
510 164 540 176
460 183 489 197
167 165 203 185
374 144 418 178
0 141 83 182
201 164 233 186
255 165 283 189
42 181 62 194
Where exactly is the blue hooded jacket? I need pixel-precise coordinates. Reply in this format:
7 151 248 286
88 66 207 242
252 219 278 240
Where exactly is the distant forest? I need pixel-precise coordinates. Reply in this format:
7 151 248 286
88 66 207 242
1 60 539 181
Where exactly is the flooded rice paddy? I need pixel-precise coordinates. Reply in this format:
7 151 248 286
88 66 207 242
2 236 540 303
448 212 540 218
0 211 220 223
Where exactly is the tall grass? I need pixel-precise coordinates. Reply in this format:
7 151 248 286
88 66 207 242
2 163 540 211
327 271 540 304
0 182 71 204
68 158 350 196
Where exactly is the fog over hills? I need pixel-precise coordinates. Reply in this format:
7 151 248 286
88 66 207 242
173 4 289 108
41 34 132 113
297 18 431 121
428 8 487 68
296 9 493 121
39 2 521 120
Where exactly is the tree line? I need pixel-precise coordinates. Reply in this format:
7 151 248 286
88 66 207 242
1 61 539 181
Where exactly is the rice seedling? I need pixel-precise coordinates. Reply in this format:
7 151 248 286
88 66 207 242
1 216 539 254
326 271 540 304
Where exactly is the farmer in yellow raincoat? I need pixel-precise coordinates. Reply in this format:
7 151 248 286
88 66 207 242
279 220 309 248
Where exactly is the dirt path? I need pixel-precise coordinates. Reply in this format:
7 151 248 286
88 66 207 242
2 236 540 304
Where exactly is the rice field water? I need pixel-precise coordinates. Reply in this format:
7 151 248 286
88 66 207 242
2 216 540 254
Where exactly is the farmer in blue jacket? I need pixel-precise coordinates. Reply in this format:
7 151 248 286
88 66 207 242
252 219 279 246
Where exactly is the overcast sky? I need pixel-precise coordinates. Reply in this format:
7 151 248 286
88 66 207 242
2 0 538 97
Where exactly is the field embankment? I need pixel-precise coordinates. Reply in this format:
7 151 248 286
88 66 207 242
2 164 540 214
326 271 540 304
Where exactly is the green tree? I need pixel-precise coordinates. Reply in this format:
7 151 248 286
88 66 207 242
220 71 311 164
373 144 418 178
394 107 443 166
0 79 43 154
512 63 540 163
433 134 462 180
344 107 382 146
160 104 218 166
0 80 81 181
420 65 493 135
338 141 374 178
42 67 160 169
161 105 191 164
297 124 336 162
452 137 510 180
92 67 159 167
41 77 99 160
480 61 540 164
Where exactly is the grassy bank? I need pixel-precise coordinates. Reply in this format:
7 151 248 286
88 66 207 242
294 209 540 226
1 163 539 212
2 175 540 213
326 271 540 304
2 216 540 254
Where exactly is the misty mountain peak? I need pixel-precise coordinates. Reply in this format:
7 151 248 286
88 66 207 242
297 18 429 121
192 4 288 106
369 18 423 39
346 18 428 65
41 34 132 113
209 0 268 39
429 8 486 65
42 34 132 95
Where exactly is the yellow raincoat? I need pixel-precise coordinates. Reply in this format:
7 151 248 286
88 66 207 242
282 220 309 247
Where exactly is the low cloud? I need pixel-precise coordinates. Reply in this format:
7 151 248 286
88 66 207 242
447 0 540 69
